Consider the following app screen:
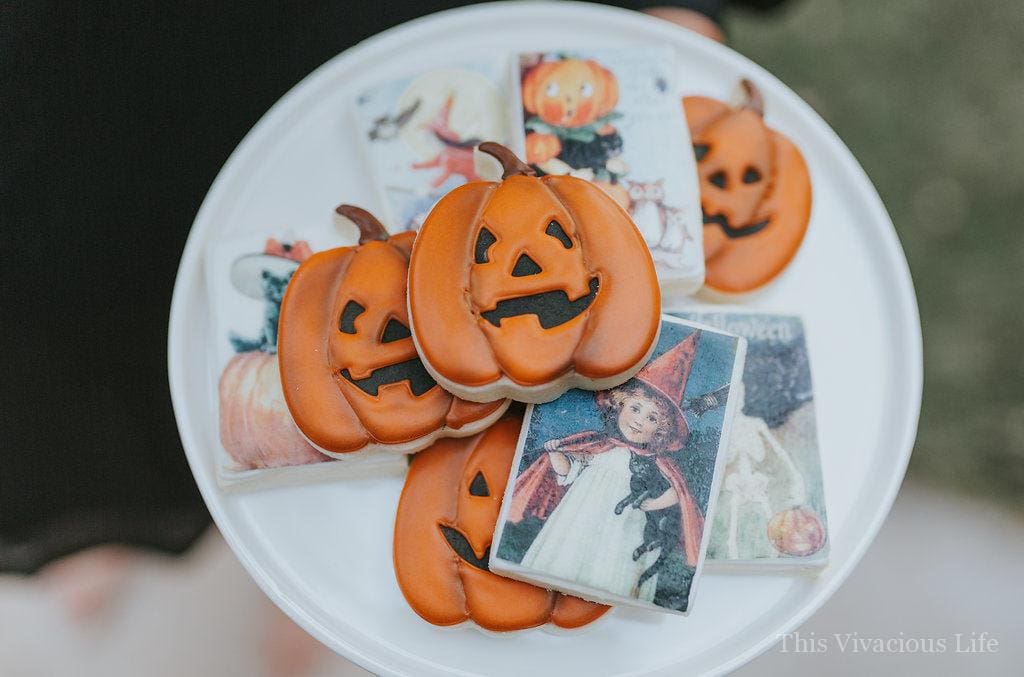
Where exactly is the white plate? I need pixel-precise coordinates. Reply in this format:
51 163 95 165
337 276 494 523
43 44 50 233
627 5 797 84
168 3 922 675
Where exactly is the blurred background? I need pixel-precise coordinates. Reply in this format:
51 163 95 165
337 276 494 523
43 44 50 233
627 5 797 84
730 0 1024 504
1 0 1021 675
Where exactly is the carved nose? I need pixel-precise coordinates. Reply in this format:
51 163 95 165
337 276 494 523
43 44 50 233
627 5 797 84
512 253 542 277
381 318 411 343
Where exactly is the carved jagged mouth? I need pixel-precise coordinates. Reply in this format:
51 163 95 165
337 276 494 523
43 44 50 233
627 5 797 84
339 358 436 397
480 277 599 330
703 210 770 239
439 524 490 571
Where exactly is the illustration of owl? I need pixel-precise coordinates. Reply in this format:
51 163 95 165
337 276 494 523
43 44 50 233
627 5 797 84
627 179 667 247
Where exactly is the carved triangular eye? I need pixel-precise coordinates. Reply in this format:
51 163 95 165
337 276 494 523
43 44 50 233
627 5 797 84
545 220 573 249
512 253 542 277
475 227 496 264
709 171 727 189
469 471 489 497
338 301 365 334
693 144 710 162
743 167 762 184
381 318 411 343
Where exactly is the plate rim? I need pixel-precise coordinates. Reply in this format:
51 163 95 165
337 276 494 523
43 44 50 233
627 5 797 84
168 2 923 675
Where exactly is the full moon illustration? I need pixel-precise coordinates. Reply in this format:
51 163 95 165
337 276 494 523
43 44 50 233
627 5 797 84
397 68 506 160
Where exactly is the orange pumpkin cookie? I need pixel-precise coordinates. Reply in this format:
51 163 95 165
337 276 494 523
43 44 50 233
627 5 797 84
684 79 812 293
394 410 610 631
277 205 509 457
407 142 661 404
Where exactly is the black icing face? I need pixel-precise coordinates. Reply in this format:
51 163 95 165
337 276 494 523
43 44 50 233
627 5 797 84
439 524 490 571
335 299 437 398
480 277 599 329
339 358 436 397
438 469 494 572
702 210 770 239
694 135 772 238
473 220 600 330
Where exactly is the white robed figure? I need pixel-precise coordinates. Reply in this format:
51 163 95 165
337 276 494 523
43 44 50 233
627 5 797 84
507 334 707 601
522 445 663 600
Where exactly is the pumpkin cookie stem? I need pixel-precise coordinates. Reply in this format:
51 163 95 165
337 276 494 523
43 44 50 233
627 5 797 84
336 204 390 244
478 142 537 179
739 79 765 117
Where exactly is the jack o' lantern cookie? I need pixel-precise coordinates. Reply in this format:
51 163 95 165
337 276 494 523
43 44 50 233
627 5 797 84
407 142 661 404
684 79 812 293
277 205 509 458
394 410 609 631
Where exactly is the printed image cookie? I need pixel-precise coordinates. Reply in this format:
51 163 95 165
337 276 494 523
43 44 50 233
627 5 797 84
218 238 325 473
407 142 662 404
513 48 707 291
277 205 509 457
489 317 747 615
684 79 812 293
393 411 609 631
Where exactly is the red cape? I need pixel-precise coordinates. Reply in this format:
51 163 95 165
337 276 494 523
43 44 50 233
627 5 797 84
507 430 706 566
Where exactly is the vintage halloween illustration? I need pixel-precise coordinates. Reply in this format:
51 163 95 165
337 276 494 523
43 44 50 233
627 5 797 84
513 47 704 290
674 311 829 568
683 79 813 293
277 205 509 458
491 317 746 612
407 143 662 405
206 232 358 489
393 411 609 632
218 238 324 472
352 65 508 231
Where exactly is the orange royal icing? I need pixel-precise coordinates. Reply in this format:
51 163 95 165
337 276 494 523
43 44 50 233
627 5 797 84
407 143 661 392
393 411 609 631
277 206 505 454
684 79 812 293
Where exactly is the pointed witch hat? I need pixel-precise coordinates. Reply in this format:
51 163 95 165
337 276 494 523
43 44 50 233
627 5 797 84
606 329 701 452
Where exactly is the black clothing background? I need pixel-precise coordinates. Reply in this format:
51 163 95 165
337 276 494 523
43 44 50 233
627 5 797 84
0 0 771 573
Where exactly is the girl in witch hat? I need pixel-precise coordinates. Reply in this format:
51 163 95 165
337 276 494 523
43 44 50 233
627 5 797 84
508 331 705 602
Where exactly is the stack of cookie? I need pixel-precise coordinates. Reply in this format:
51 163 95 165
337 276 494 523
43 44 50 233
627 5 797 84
214 70 829 633
274 142 738 630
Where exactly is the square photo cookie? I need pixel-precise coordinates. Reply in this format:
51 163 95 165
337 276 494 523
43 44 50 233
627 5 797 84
510 47 704 293
490 316 746 613
673 311 830 571
206 232 408 490
352 62 509 232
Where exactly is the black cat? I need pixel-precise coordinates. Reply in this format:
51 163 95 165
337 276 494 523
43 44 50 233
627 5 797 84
230 268 292 354
613 452 682 589
556 131 623 175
